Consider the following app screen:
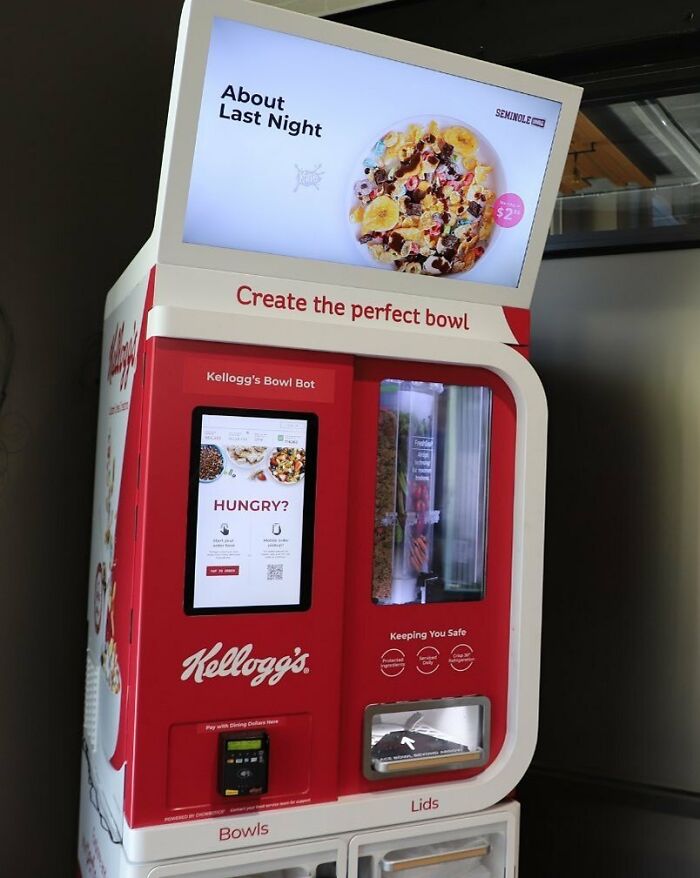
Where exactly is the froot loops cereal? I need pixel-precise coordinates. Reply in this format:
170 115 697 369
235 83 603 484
350 121 497 276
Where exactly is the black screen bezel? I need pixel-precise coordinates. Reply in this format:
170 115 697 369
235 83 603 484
185 406 318 615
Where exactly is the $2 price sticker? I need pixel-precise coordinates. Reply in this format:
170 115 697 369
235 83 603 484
494 193 525 228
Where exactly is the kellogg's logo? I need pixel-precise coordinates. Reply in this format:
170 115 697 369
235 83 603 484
181 643 309 687
108 321 139 391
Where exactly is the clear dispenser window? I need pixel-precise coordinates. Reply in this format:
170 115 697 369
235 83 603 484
372 381 491 606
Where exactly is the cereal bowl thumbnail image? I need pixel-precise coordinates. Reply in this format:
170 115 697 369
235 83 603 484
227 446 268 467
199 444 225 483
268 447 306 485
349 117 504 277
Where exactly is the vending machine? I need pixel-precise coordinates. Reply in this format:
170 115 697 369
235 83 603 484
77 1 581 875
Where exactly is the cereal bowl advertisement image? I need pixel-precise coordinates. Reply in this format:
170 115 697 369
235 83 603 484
184 18 562 289
349 116 504 277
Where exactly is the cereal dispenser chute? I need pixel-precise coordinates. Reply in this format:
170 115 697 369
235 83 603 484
433 385 491 601
373 381 443 605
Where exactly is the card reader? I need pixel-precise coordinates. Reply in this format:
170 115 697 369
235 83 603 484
219 731 269 797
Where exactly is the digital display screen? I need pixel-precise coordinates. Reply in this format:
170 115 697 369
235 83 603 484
185 408 317 614
227 739 262 751
184 18 562 289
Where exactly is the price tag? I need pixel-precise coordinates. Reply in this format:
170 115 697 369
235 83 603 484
494 193 525 228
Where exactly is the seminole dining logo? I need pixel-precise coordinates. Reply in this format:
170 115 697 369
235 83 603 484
181 642 310 687
107 321 139 391
495 107 546 128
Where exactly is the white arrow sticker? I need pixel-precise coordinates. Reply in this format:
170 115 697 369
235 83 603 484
400 736 415 751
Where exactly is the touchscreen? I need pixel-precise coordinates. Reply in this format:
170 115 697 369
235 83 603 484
186 409 316 613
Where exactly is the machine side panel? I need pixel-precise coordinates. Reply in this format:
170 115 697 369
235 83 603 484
78 747 125 878
80 270 154 840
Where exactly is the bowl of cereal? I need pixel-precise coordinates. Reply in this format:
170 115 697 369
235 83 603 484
199 444 225 483
349 117 504 277
268 447 306 485
227 446 268 467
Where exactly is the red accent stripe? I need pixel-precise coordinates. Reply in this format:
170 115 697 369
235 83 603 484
503 306 530 345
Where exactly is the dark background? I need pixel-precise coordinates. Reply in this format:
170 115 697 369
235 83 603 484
2 0 700 873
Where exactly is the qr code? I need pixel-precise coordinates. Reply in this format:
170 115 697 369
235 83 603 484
267 564 283 581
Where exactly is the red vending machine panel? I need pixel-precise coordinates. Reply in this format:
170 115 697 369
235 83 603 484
340 357 516 794
123 339 355 827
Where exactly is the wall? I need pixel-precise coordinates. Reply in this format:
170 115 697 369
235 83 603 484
1 1 181 871
518 248 700 876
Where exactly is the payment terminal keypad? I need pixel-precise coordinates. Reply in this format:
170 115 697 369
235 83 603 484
219 731 269 797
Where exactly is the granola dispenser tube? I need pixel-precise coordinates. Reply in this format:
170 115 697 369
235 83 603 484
372 382 399 602
372 380 443 605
